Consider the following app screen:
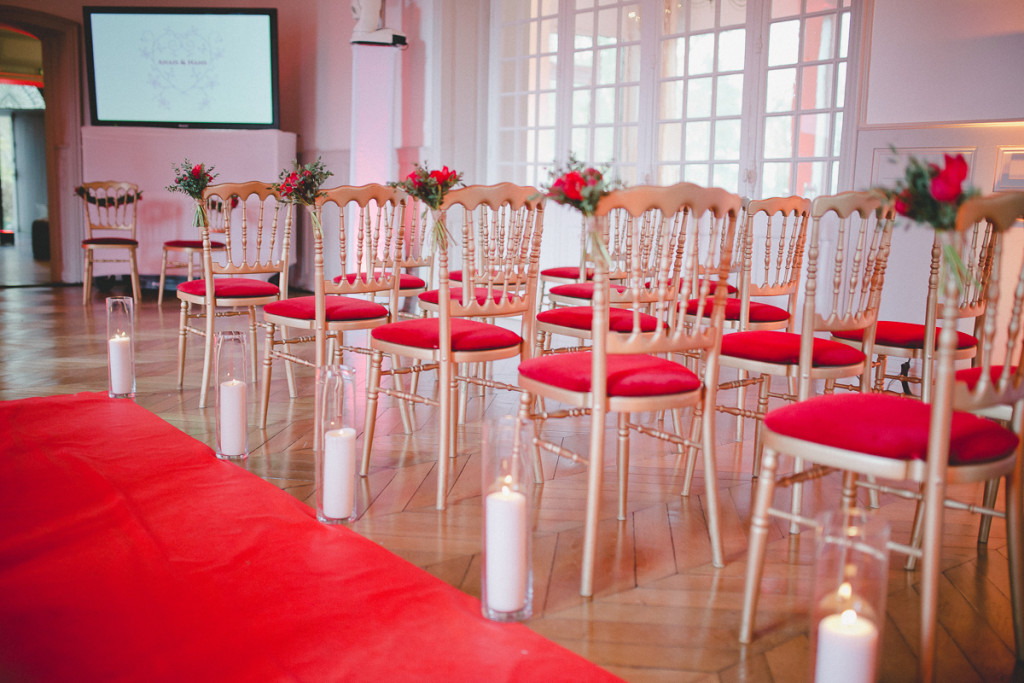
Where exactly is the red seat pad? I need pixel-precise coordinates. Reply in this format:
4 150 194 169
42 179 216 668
163 239 226 249
721 330 865 367
548 282 627 299
263 295 388 321
536 305 661 333
0 393 622 682
82 237 138 246
541 265 595 280
832 320 978 350
764 393 1018 466
519 351 701 397
685 297 789 323
333 272 426 289
956 365 1021 391
418 287 519 306
178 277 279 298
372 317 522 351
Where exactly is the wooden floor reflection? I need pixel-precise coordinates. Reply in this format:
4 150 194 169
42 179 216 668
1 284 1020 682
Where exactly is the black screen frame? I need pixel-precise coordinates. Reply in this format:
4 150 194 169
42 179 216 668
83 6 280 129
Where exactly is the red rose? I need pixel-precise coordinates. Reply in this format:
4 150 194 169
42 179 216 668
191 164 203 179
561 171 584 201
583 168 602 185
894 189 912 217
931 173 961 202
943 154 968 183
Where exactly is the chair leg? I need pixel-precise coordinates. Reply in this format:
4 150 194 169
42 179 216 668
977 478 999 544
904 486 926 571
580 403 607 598
158 248 169 307
616 412 630 521
735 368 748 441
739 446 780 644
751 374 771 478
360 351 384 477
177 300 189 389
82 249 93 305
283 324 297 399
198 303 216 409
1005 460 1024 660
247 307 260 384
128 248 141 305
259 322 275 429
918 463 947 683
519 391 545 485
436 358 453 511
701 387 725 569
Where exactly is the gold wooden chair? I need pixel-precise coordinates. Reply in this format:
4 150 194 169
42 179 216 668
78 181 142 305
714 192 894 477
738 192 1024 680
361 183 546 510
176 182 291 408
258 184 405 428
157 195 229 306
517 182 742 597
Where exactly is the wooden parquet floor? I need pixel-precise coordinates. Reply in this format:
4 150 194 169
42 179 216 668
2 283 1022 682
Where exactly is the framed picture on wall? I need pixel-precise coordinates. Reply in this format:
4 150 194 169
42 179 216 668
994 147 1024 191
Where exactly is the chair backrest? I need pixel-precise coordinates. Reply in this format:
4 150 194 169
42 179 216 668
591 182 742 358
437 182 546 351
400 196 435 288
315 183 406 305
204 193 232 239
202 181 292 295
740 195 811 331
949 192 1024 412
796 191 896 400
79 181 140 240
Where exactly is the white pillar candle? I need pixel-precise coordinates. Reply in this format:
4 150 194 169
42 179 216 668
485 486 528 613
108 334 133 395
323 427 356 519
219 379 247 457
814 609 879 683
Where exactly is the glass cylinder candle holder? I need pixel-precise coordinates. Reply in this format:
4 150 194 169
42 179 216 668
481 415 533 622
106 296 135 398
811 508 890 683
314 364 358 523
214 330 250 460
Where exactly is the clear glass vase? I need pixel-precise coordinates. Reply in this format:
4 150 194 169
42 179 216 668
315 364 358 523
214 330 250 460
106 296 135 398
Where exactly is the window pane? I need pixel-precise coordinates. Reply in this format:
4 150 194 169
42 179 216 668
575 11 594 49
594 127 614 162
620 44 641 81
840 12 850 59
771 0 801 19
714 119 741 159
595 86 615 124
798 113 830 156
597 8 618 45
689 33 715 75
540 17 559 51
806 16 836 61
718 29 745 72
660 80 683 119
527 92 538 126
800 64 834 110
658 165 681 185
571 128 590 158
690 0 715 32
762 162 791 197
832 112 843 156
687 77 712 118
539 91 556 126
538 129 556 163
716 73 744 116
659 122 682 162
538 55 557 89
597 47 617 85
836 61 846 107
662 37 685 78
764 115 794 158
721 0 747 27
713 163 740 192
619 85 639 121
796 160 827 197
572 89 592 124
807 0 839 11
768 20 799 66
685 121 711 161
617 125 638 164
765 67 796 112
683 164 709 185
573 50 593 86
622 4 642 41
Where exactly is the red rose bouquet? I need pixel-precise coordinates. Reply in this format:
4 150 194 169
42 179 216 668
541 156 622 264
390 163 463 249
166 159 218 227
274 157 333 237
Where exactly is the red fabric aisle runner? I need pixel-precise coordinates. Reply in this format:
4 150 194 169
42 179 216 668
0 393 621 682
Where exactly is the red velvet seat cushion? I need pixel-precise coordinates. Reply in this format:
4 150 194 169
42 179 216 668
82 237 137 246
177 278 279 298
263 295 388 321
764 393 1018 466
548 282 627 300
163 240 226 249
418 287 519 306
449 270 463 282
720 330 865 367
685 297 790 323
956 365 1021 391
333 272 426 289
371 317 522 351
536 305 661 333
519 352 700 397
541 265 594 280
832 320 978 350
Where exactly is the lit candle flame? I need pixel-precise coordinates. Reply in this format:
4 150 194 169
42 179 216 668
840 609 858 627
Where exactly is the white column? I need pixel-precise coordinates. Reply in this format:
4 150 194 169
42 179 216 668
349 45 399 186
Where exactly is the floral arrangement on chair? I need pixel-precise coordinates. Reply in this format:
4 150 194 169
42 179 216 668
74 186 143 207
540 155 622 264
875 150 980 286
273 157 334 238
166 160 218 227
389 163 463 250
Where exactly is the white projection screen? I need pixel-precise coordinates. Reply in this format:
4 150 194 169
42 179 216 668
84 7 279 128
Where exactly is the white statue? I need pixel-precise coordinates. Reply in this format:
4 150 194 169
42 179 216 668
351 0 383 34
